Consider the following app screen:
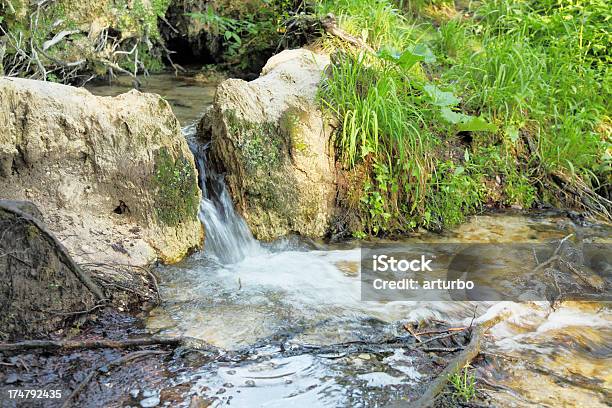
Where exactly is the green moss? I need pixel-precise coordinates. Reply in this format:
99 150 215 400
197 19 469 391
226 110 285 174
153 147 200 226
280 108 310 154
225 110 298 216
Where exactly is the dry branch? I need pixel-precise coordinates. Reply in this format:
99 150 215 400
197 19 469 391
0 336 185 352
320 13 376 54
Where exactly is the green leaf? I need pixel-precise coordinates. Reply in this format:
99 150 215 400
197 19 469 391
397 51 424 70
506 126 519 143
411 43 436 63
424 84 461 107
377 44 436 70
458 116 498 132
454 166 465 175
440 107 466 124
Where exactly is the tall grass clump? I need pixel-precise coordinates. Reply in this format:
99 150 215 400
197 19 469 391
439 0 610 207
317 0 609 236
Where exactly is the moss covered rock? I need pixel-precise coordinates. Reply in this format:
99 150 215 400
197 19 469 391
0 77 202 266
201 49 336 240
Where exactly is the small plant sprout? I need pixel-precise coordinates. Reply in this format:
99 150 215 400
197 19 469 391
449 364 476 402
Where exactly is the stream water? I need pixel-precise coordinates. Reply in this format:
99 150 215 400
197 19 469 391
88 77 611 407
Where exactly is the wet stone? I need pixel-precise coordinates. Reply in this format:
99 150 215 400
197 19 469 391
5 373 19 384
140 396 160 407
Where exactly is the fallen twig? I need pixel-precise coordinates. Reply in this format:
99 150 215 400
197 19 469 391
405 313 510 408
0 336 186 352
320 13 376 54
415 327 466 337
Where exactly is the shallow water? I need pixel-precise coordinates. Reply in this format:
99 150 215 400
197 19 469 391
147 211 610 407
86 73 216 125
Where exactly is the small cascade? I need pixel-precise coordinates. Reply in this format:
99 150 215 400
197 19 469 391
183 124 262 264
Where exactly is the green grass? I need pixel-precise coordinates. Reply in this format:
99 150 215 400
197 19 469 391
449 365 477 402
316 0 610 236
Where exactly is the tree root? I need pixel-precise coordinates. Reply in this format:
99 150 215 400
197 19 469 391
0 202 105 301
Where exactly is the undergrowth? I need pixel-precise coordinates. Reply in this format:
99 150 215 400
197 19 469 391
316 0 609 236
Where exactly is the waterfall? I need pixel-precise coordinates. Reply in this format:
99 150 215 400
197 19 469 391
183 124 263 264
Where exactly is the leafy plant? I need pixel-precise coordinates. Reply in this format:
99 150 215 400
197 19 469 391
449 365 477 402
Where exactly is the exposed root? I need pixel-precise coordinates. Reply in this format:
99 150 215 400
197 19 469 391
0 202 105 301
550 171 612 221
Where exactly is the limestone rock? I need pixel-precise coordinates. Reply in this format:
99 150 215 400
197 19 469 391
202 49 336 240
0 77 203 266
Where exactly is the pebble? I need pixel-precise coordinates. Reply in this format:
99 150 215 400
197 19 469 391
130 389 140 398
5 373 19 384
140 396 160 408
244 380 256 387
142 389 155 398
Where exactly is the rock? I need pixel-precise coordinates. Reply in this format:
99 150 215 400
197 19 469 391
140 396 160 408
0 201 103 340
5 373 20 384
0 77 203 267
201 49 336 241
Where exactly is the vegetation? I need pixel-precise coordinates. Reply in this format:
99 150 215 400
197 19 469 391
153 148 200 227
187 0 307 73
316 0 610 236
449 365 477 402
0 0 173 83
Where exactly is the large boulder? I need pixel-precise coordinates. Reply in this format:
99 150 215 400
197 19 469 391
200 49 336 241
0 77 203 267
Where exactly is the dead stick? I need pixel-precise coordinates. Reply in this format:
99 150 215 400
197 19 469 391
415 327 466 336
0 336 185 352
416 330 466 347
404 313 510 408
403 324 422 342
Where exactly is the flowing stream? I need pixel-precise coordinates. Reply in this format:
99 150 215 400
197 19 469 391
89 77 611 407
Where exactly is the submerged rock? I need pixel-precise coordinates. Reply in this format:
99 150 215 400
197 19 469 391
0 77 203 266
201 49 337 241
